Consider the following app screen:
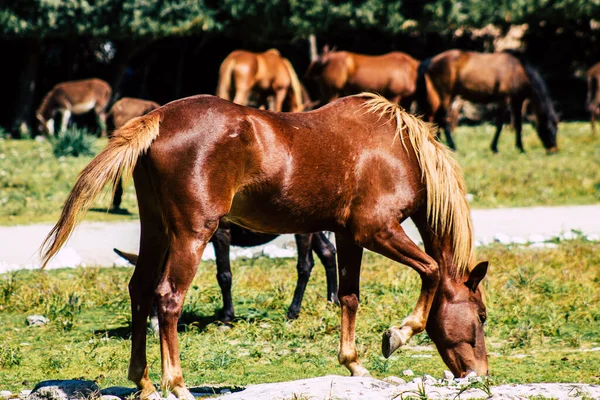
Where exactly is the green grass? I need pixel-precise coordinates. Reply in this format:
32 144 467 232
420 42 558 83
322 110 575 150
0 121 598 225
1 241 598 392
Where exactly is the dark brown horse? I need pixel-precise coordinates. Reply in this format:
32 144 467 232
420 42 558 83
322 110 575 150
217 49 304 112
115 226 338 322
106 97 161 211
305 48 422 109
417 50 559 153
36 78 112 136
587 62 600 135
41 93 488 399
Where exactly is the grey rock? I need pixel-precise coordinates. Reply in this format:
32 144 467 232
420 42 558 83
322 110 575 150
19 391 31 396
26 315 49 327
383 376 406 385
401 369 414 377
423 374 437 385
29 380 99 400
0 391 12 396
443 370 454 380
100 387 136 398
100 396 121 400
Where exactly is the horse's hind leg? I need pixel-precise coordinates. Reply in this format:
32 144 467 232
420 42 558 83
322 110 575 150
510 99 525 153
156 218 219 399
287 233 315 319
311 232 339 304
335 232 370 377
60 110 71 134
490 102 508 153
212 226 235 323
354 221 439 359
128 224 168 399
96 108 107 137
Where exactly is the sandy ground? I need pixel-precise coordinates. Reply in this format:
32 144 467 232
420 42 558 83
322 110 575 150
1 204 599 272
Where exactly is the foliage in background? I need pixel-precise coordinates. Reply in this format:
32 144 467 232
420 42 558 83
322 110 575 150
0 240 598 391
51 126 97 158
1 0 598 40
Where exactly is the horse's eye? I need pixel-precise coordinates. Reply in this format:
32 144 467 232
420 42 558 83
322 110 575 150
478 314 487 325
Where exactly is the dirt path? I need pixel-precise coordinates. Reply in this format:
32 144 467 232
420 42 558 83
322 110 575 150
1 204 599 273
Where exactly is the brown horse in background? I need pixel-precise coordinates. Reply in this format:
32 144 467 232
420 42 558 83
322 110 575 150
217 49 304 112
36 78 112 136
106 97 160 211
41 93 489 399
417 50 558 153
587 62 600 135
305 47 424 109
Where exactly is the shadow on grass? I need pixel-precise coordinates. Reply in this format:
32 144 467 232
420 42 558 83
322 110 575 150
92 309 261 339
89 207 132 215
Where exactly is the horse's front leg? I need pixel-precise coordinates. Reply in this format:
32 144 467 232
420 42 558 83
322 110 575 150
60 110 71 134
357 220 440 358
335 232 370 376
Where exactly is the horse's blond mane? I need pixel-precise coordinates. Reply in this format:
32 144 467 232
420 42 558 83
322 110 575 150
357 92 474 276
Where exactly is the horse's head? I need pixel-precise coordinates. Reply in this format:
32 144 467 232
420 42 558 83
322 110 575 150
536 112 559 153
305 45 336 80
426 261 489 377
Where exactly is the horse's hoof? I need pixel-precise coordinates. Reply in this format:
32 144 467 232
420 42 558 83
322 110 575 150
382 327 406 358
351 365 371 377
286 310 300 320
490 147 499 154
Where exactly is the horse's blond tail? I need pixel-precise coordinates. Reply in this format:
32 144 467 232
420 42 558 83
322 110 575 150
217 56 236 101
361 93 474 275
40 111 162 269
282 58 304 112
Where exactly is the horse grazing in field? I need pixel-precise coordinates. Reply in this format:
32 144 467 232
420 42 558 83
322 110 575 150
217 49 304 112
417 50 558 153
36 78 112 137
106 97 161 212
115 225 338 322
305 47 423 109
587 62 600 135
41 93 489 399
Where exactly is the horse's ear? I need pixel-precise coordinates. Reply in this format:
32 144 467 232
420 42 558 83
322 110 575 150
465 261 488 292
322 45 329 54
331 45 337 52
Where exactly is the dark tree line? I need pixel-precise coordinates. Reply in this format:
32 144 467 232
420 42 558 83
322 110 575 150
1 0 599 136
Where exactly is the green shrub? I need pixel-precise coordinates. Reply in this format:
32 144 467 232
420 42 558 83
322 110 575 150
51 127 96 158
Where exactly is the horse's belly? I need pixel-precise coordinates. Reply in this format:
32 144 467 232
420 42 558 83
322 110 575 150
227 192 332 234
71 100 96 114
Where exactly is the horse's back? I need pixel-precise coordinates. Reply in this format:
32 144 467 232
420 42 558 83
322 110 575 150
430 50 527 101
145 95 421 233
345 52 419 96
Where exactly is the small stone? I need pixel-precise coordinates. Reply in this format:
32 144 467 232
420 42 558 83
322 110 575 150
412 377 423 385
527 234 546 243
384 376 406 385
443 370 454 380
529 242 558 249
402 369 414 377
493 233 512 245
465 193 474 202
586 233 600 242
220 389 231 394
561 231 577 241
510 236 527 245
100 396 121 400
0 391 12 397
26 315 49 327
423 374 437 385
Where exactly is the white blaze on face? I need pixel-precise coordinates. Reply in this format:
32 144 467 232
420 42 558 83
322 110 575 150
46 119 55 135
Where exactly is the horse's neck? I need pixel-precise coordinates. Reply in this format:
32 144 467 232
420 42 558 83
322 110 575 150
38 91 57 119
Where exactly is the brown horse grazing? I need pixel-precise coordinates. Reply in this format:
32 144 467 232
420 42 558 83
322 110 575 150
106 98 161 211
217 49 304 112
36 78 112 136
305 48 422 109
114 225 338 322
417 50 559 153
587 62 600 135
41 93 489 399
